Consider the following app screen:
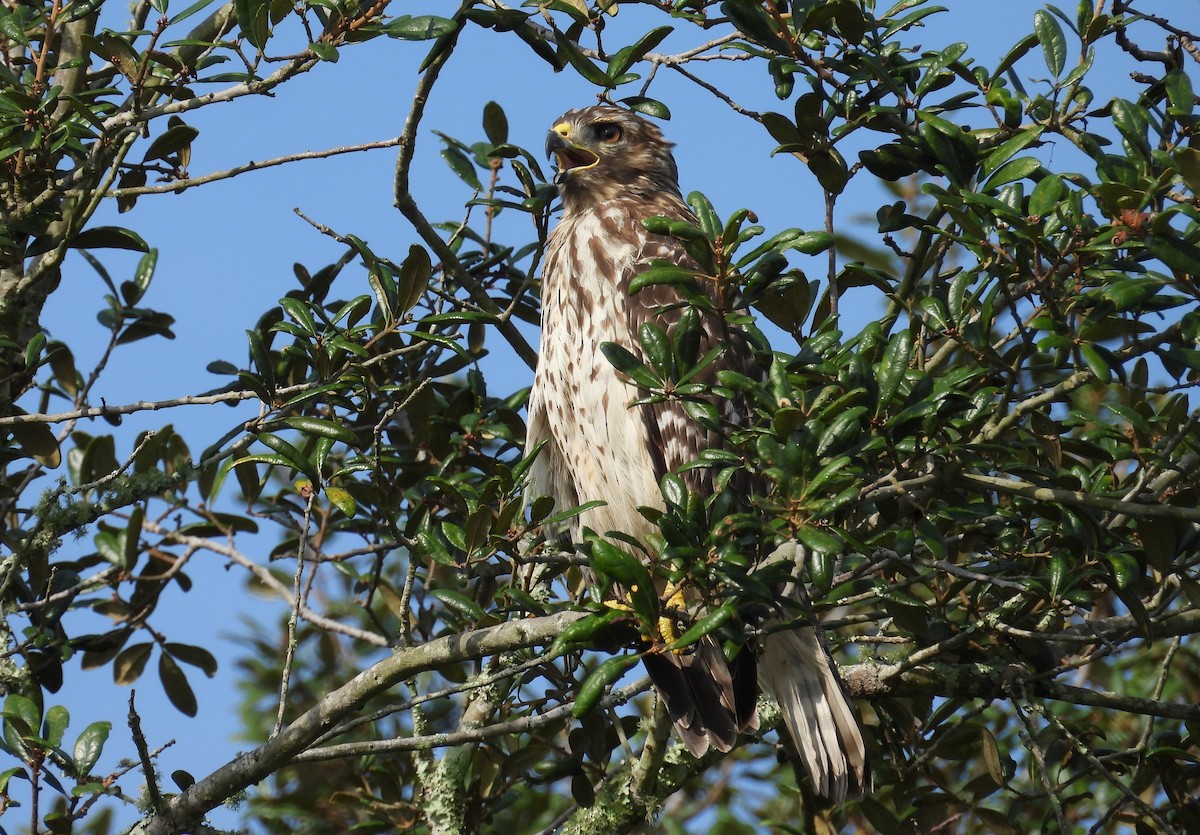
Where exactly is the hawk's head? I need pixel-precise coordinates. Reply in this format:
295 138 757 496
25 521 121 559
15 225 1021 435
546 105 680 211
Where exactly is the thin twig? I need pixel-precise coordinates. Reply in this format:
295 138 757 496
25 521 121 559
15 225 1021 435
107 136 405 197
292 676 652 762
128 691 164 814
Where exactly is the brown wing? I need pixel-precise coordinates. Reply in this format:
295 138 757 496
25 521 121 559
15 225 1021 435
609 195 762 752
618 197 757 495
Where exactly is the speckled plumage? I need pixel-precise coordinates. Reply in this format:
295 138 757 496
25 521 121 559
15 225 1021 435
528 105 866 796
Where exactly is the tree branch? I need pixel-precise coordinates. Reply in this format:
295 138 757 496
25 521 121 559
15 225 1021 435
390 23 538 370
137 610 589 835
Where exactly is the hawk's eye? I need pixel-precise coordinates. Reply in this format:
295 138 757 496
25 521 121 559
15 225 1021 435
595 123 623 144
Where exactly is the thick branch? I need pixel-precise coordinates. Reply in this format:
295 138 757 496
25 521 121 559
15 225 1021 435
959 471 1200 522
137 610 588 835
390 25 538 370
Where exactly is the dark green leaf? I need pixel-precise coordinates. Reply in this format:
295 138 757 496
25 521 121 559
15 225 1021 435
795 525 841 556
255 432 320 485
607 25 672 79
552 611 627 657
557 36 612 87
382 15 457 40
1034 9 1067 77
573 654 639 717
278 416 358 445
1145 234 1200 276
309 42 338 62
72 721 111 776
441 146 482 190
666 603 735 651
980 127 1043 175
9 419 61 467
620 96 671 120
482 100 508 145
72 226 149 252
113 643 153 685
143 123 199 162
234 0 270 50
164 643 218 677
158 653 198 716
431 588 486 621
875 329 913 414
1028 173 1065 217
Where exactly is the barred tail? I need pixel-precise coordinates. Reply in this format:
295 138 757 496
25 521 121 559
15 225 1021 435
759 627 869 802
643 636 758 758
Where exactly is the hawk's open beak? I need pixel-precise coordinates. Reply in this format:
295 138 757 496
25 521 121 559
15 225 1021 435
546 126 599 175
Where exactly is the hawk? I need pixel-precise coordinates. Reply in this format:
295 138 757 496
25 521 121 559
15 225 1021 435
527 104 867 800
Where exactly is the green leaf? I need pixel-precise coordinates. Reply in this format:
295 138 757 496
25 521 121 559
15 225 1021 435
1079 343 1111 382
1028 173 1065 217
685 192 720 242
168 0 217 25
993 33 1039 80
551 609 627 658
482 100 508 145
875 329 913 414
382 15 457 40
441 146 482 190
158 653 198 716
309 42 338 62
245 328 275 395
1110 98 1149 158
803 455 852 498
72 721 111 776
1145 234 1200 276
325 486 357 518
628 264 698 295
278 416 357 445
164 643 218 677
1176 147 1200 193
431 588 486 621
9 418 62 467
42 706 69 749
396 248 434 316
4 694 40 737
620 96 671 120
278 297 318 335
416 527 456 567
721 0 791 51
1034 9 1067 77
126 249 158 305
795 525 842 556
557 36 612 87
816 405 867 456
573 654 639 717
660 472 687 509
607 25 672 79
666 602 735 652
981 156 1042 192
255 432 320 485
113 643 153 685
600 342 660 388
143 123 199 163
791 231 834 255
234 0 270 50
72 226 149 252
638 322 671 377
587 535 656 623
1165 70 1195 117
979 127 1043 176
981 726 1005 784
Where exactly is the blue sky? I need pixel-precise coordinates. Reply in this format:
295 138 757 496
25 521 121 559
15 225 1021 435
23 0 1194 830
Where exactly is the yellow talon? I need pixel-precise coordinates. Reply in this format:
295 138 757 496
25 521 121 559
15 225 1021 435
658 582 688 651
